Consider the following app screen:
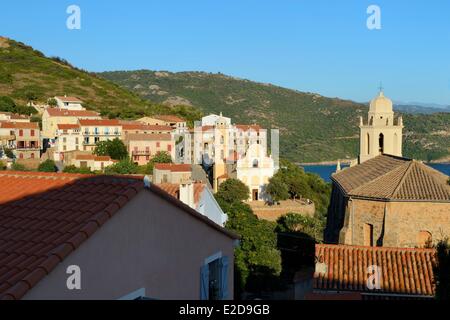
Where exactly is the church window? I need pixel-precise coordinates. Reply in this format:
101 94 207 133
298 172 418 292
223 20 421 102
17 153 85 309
378 133 384 154
367 133 370 155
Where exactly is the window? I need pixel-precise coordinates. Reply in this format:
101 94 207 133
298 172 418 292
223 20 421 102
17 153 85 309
156 142 160 148
30 153 34 159
19 130 23 137
105 127 109 135
252 159 259 168
167 144 172 152
378 133 384 154
200 254 229 300
94 137 100 143
364 223 374 247
30 130 35 137
19 153 23 159
94 127 99 135
84 137 89 144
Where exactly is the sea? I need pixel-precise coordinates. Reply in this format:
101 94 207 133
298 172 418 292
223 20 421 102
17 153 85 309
301 163 450 183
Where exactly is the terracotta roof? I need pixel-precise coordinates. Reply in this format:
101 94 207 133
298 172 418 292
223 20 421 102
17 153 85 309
331 154 450 202
57 124 80 130
157 183 205 206
55 96 82 103
0 122 38 129
75 154 112 162
314 244 436 297
0 171 237 300
45 108 99 117
125 133 172 141
153 163 192 172
235 124 261 132
78 119 121 126
153 115 185 123
122 124 173 131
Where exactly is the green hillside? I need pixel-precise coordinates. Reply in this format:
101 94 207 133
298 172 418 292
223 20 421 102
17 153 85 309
99 70 450 163
0 37 200 122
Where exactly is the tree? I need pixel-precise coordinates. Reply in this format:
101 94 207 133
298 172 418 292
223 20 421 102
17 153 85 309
434 239 450 300
0 96 16 112
276 212 324 241
104 159 138 175
216 178 250 203
25 91 38 105
47 98 57 107
0 160 6 170
219 198 282 292
3 148 14 159
144 151 173 173
38 159 57 172
93 138 128 160
266 175 289 202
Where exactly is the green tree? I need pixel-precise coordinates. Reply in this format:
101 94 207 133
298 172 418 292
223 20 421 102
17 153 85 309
0 96 16 112
0 160 6 170
38 159 57 172
47 98 57 106
144 151 173 173
104 159 138 175
216 178 250 203
266 175 289 202
276 212 324 241
434 239 450 300
94 138 128 160
218 198 282 292
3 148 14 159
25 91 38 105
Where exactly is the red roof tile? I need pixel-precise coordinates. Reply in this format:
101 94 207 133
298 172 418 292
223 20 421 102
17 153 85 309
45 108 99 117
55 96 82 103
235 124 261 132
153 115 185 123
314 244 436 297
57 124 80 130
122 123 173 131
78 119 121 126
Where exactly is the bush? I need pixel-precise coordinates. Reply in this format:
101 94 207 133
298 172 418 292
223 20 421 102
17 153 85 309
104 159 138 175
434 239 450 300
38 159 57 172
11 162 27 171
0 160 6 170
63 165 92 174
276 212 324 241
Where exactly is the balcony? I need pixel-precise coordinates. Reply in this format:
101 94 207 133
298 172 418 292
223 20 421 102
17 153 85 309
132 150 151 156
16 141 40 150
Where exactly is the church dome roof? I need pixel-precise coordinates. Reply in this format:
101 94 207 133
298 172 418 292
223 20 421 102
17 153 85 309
369 91 393 113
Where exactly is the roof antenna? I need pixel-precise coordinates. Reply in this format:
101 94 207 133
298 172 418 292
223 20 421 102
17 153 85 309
144 175 151 188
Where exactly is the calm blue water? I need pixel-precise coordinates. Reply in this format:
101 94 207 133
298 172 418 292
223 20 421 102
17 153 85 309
302 163 450 183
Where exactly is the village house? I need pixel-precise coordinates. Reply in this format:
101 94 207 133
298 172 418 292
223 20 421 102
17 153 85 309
70 154 115 171
78 119 122 152
0 171 237 300
125 133 175 165
121 122 173 139
158 182 228 227
138 115 187 134
42 108 101 140
325 91 450 248
153 163 192 184
54 96 85 111
53 124 82 161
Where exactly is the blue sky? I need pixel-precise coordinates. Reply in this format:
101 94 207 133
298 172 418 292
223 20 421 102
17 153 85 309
1 0 450 104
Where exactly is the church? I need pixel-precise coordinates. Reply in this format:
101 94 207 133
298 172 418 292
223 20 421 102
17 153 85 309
325 90 450 248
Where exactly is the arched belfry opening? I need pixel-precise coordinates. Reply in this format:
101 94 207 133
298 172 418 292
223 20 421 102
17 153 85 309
367 133 370 155
378 133 384 154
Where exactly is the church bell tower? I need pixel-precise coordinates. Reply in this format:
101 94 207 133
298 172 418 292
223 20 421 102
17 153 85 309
359 89 403 163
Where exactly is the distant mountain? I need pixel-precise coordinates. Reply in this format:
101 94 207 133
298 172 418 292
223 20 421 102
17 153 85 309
394 104 450 114
99 70 450 163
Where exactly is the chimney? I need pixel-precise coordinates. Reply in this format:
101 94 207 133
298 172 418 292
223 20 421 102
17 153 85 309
179 182 195 209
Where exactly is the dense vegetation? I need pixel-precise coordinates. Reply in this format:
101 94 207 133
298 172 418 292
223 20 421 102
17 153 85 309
94 138 128 160
0 37 201 122
100 70 450 163
434 239 450 300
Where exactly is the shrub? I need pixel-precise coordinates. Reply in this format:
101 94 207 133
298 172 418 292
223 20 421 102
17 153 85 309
104 159 138 175
216 178 250 203
38 159 57 172
11 162 27 171
63 165 92 174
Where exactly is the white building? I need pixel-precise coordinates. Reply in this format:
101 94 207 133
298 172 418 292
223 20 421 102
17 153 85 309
236 143 275 202
54 124 82 161
54 96 85 111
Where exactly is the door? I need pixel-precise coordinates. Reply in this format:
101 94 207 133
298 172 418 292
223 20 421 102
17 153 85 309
252 189 258 201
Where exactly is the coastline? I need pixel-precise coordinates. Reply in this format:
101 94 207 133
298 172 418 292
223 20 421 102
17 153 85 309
297 160 352 166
